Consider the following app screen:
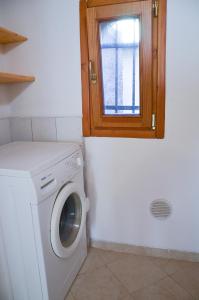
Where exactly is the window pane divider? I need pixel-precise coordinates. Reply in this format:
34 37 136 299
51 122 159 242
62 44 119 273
101 43 139 49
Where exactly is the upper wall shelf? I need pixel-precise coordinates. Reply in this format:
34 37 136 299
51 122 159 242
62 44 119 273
0 27 35 84
0 27 27 44
0 72 35 84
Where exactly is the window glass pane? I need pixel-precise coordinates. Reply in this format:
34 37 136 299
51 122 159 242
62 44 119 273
101 49 116 107
100 18 140 115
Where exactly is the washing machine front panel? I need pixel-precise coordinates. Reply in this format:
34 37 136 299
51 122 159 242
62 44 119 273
51 182 86 258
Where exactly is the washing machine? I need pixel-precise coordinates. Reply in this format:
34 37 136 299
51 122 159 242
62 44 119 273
0 142 88 300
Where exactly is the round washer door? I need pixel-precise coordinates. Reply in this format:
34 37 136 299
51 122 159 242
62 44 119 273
51 182 86 258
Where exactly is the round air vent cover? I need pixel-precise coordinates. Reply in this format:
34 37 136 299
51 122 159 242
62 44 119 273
150 199 171 220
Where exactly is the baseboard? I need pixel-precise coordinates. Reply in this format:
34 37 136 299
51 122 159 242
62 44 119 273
91 240 199 262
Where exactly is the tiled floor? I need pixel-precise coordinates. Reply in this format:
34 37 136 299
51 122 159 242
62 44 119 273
65 247 199 300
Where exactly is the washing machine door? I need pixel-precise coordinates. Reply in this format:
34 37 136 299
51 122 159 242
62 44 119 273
51 182 86 258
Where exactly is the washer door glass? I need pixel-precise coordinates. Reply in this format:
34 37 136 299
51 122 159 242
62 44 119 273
59 193 82 248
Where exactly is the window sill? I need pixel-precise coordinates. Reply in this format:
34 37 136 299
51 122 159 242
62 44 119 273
85 128 163 139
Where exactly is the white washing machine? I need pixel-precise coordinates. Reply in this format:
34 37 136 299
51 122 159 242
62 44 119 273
0 142 88 300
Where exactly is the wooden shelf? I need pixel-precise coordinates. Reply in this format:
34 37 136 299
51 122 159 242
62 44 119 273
0 72 35 84
0 27 27 44
0 28 35 84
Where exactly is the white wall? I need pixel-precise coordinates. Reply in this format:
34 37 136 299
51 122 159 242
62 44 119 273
0 6 11 143
0 8 11 118
86 0 199 253
0 86 10 118
1 0 199 253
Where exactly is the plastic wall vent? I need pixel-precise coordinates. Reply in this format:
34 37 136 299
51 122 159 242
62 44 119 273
150 199 171 220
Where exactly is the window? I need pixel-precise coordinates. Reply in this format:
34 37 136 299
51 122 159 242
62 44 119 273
80 0 166 138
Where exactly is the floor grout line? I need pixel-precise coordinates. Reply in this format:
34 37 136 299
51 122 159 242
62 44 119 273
104 264 133 298
77 251 107 277
105 257 168 297
97 248 170 293
129 275 172 298
167 273 195 299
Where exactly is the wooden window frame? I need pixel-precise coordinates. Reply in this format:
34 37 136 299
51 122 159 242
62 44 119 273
80 0 167 138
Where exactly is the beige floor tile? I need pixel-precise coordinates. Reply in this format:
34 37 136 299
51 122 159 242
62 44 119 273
79 248 105 275
71 266 131 300
122 295 134 300
95 248 132 265
178 260 199 275
151 257 199 276
150 257 186 275
80 247 135 275
107 255 166 293
68 248 199 300
131 277 193 300
171 268 199 298
64 291 75 300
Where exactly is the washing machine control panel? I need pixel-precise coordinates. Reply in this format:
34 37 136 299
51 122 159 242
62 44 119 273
40 173 57 194
34 150 83 202
65 151 82 172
